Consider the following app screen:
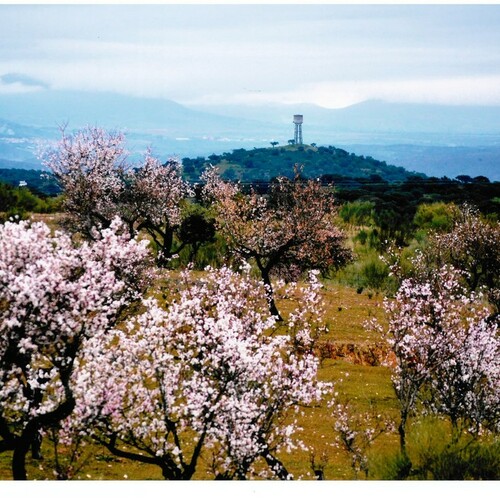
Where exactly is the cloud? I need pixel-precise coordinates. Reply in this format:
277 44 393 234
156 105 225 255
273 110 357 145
0 5 499 107
188 75 500 109
303 76 500 108
0 73 49 93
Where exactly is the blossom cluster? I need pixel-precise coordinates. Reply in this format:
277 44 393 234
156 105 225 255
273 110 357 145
0 217 151 473
41 127 128 236
41 127 192 261
383 264 499 434
428 204 500 318
201 165 351 279
64 265 329 479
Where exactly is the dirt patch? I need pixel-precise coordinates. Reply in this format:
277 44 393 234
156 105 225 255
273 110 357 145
317 340 389 366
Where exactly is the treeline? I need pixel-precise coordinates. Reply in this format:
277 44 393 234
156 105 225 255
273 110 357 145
218 173 500 247
0 167 61 195
0 181 62 221
332 174 500 246
2 145 499 240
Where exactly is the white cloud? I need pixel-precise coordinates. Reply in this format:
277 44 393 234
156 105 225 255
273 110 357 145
0 81 43 94
309 76 500 108
0 5 499 107
182 75 500 108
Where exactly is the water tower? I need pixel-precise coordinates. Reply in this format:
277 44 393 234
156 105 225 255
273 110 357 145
293 114 303 145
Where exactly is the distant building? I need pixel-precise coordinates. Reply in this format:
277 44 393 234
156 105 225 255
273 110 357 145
293 114 303 145
19 180 27 187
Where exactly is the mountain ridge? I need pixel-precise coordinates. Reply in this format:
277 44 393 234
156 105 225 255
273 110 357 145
0 89 499 180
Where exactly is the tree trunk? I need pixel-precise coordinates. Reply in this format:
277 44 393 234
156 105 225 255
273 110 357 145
161 225 174 262
260 267 283 321
398 418 407 456
12 424 37 480
261 451 291 480
396 413 412 479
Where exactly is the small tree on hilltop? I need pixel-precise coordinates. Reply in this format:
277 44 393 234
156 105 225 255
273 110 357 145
0 217 151 480
202 165 352 319
61 266 329 480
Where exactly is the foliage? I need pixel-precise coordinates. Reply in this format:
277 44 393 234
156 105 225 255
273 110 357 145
416 437 500 480
182 144 415 183
336 177 500 249
60 266 329 480
0 182 61 221
413 201 459 233
0 217 152 479
175 203 217 265
373 418 500 480
202 165 352 318
376 260 499 456
423 204 500 318
339 201 375 228
0 168 61 196
358 258 391 293
40 126 193 265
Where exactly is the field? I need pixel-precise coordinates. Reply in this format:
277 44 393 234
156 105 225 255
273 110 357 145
0 280 401 481
1 201 499 482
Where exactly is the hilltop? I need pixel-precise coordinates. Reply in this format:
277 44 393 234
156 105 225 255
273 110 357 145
1 90 499 181
181 143 421 183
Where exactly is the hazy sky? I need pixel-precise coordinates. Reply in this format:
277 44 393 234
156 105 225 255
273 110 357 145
1 3 500 108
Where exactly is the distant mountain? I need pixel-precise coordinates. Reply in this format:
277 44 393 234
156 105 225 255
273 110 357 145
0 118 57 168
2 89 500 141
0 118 54 139
0 89 499 180
0 90 281 165
324 100 500 135
193 99 500 138
0 90 274 137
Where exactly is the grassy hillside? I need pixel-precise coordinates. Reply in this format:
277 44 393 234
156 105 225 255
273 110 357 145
181 144 421 183
0 143 417 195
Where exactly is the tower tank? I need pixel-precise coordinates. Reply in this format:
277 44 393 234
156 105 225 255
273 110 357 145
293 115 303 144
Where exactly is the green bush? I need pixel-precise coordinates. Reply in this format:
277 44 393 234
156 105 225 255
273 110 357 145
360 258 390 292
0 182 62 221
371 418 500 480
339 201 375 227
370 451 413 480
418 439 500 480
413 202 458 233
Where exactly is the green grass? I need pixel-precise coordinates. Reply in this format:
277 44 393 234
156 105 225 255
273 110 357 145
0 277 400 481
3 273 496 481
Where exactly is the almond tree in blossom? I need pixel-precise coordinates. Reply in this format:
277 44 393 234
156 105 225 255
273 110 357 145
0 217 152 480
330 400 394 478
377 260 499 459
202 165 351 319
41 126 194 265
62 266 329 480
41 127 128 236
425 204 500 321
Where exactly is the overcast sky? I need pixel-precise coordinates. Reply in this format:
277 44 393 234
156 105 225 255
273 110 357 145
1 3 500 109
